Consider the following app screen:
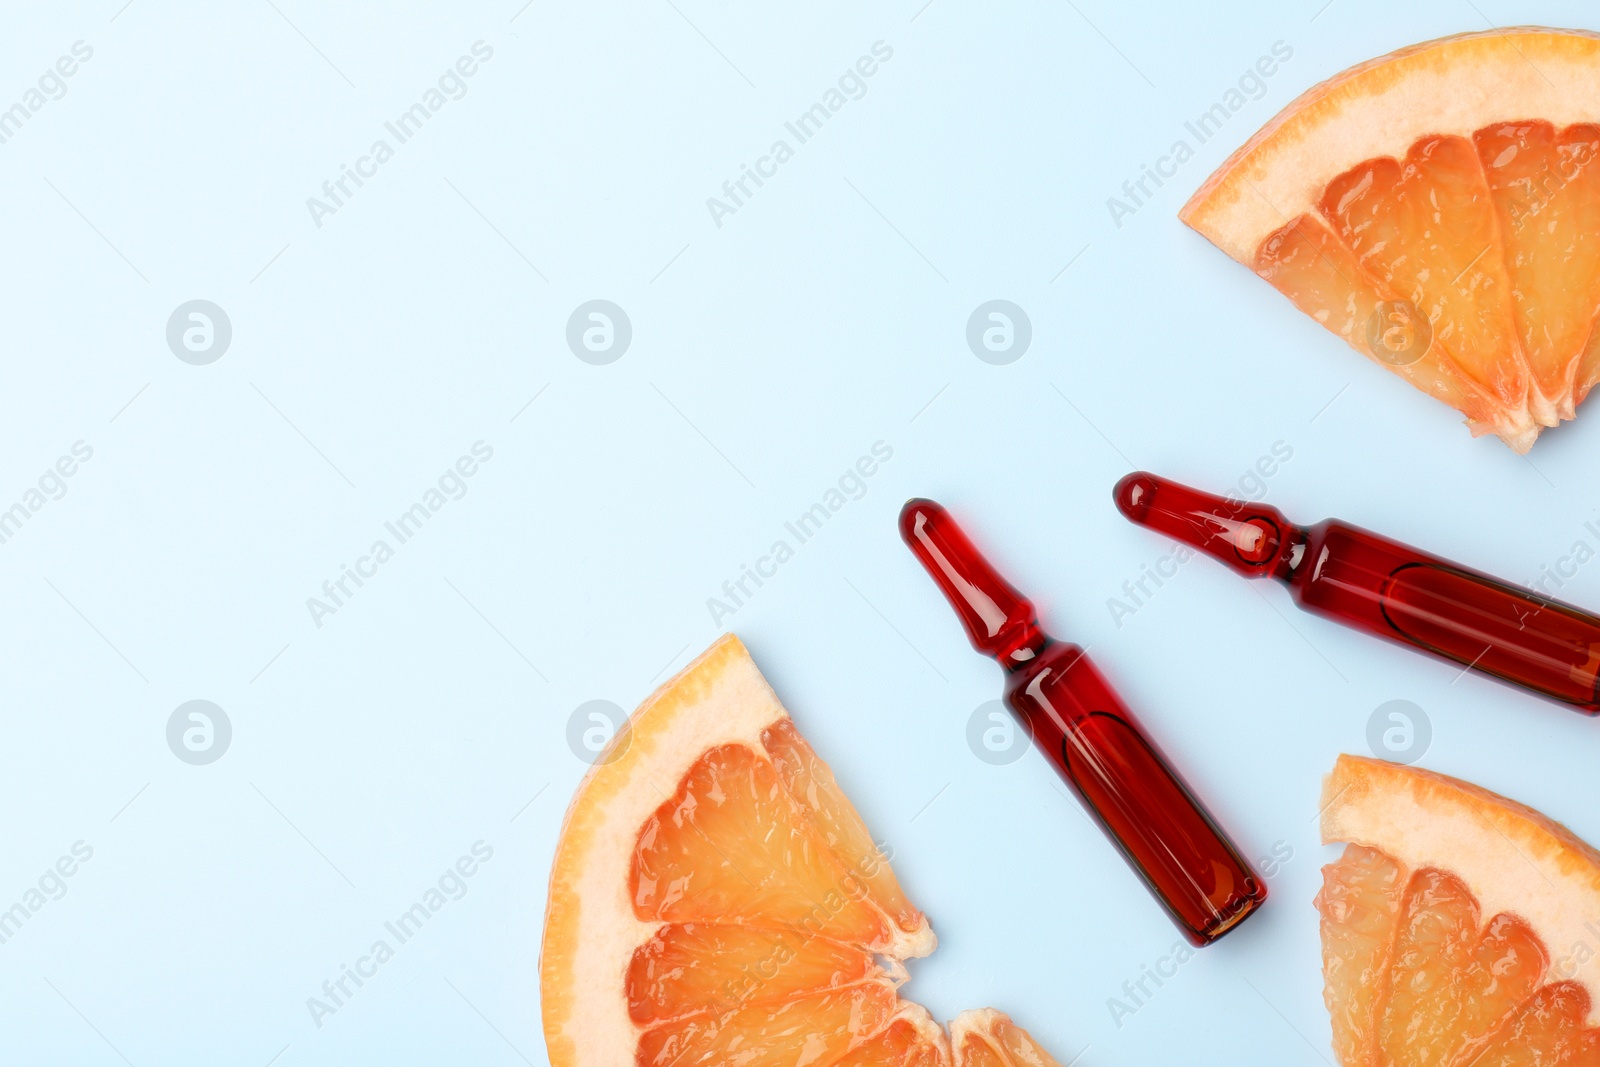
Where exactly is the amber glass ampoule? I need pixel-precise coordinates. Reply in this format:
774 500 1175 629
899 498 1266 945
1114 472 1600 714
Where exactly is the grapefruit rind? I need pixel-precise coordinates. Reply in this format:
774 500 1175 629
539 634 936 1067
1181 28 1600 264
1319 753 1600 1025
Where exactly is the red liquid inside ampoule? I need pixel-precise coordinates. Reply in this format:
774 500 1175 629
900 499 1266 945
1114 472 1600 714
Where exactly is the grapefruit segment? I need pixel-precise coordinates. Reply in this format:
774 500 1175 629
630 741 892 947
1466 981 1593 1067
1319 135 1526 411
1580 321 1600 406
1253 214 1505 431
541 635 1071 1067
950 1010 1071 1067
1317 844 1405 1066
1183 28 1600 450
1373 868 1480 1066
1318 755 1600 1065
625 923 883 1026
763 717 926 936
1453 914 1551 1059
1476 121 1600 421
635 980 900 1067
834 1005 951 1067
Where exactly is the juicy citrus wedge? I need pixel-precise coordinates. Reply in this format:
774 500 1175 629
1318 754 1600 1065
1182 28 1600 451
540 634 1073 1067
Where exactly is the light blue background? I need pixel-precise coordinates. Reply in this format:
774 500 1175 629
3 1 1599 1064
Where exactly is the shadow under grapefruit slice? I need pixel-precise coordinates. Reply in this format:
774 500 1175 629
1182 28 1600 452
1318 754 1600 1065
540 635 1074 1067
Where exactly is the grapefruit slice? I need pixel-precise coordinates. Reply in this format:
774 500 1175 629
1182 28 1600 451
1317 754 1600 1065
540 634 1075 1067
